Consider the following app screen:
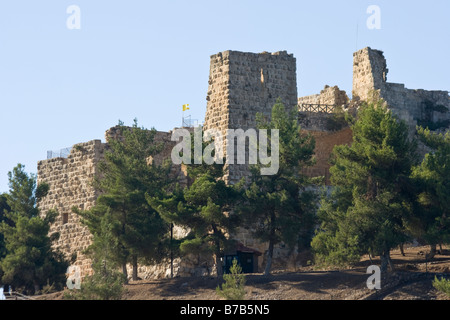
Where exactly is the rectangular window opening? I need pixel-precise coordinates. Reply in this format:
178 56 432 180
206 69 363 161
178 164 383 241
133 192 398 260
62 212 69 224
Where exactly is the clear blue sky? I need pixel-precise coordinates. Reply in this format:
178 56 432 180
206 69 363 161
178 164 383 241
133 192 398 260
0 0 449 193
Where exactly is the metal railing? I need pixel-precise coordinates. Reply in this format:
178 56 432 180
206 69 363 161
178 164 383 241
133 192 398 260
182 115 200 128
47 147 72 159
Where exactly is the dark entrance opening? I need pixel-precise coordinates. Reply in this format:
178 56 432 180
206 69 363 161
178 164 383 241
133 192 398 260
223 242 262 274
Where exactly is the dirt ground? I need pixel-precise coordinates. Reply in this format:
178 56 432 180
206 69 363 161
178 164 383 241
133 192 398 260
36 245 450 301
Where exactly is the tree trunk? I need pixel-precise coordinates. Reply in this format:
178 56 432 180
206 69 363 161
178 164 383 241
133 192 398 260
215 253 223 277
399 243 405 256
132 254 138 281
264 238 274 276
426 244 437 260
120 217 128 283
264 213 276 276
212 225 223 277
122 262 128 284
215 241 223 277
380 250 394 273
170 223 174 278
34 283 40 295
388 253 395 271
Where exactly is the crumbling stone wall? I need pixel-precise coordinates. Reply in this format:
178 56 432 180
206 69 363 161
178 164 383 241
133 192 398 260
298 85 349 108
352 47 450 132
37 140 106 278
38 128 212 279
352 47 388 102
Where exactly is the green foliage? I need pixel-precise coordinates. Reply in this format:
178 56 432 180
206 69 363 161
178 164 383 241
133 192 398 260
325 106 351 132
408 128 450 246
0 164 68 294
64 211 126 300
311 195 361 268
149 175 241 276
432 276 450 297
216 259 246 300
65 264 125 300
6 164 39 217
0 193 11 260
241 99 318 275
73 144 86 152
74 119 172 280
311 101 418 271
417 100 450 130
148 130 243 277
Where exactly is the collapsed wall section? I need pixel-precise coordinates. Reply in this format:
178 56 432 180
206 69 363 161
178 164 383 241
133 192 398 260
298 85 349 108
352 47 450 132
382 85 450 131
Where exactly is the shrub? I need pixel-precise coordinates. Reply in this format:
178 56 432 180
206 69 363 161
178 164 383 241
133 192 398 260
64 262 126 300
432 276 450 297
216 259 246 300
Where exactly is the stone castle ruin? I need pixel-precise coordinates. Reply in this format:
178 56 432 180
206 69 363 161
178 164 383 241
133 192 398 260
37 47 449 279
352 48 450 133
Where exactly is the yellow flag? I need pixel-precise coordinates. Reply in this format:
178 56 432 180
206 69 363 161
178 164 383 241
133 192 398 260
182 104 190 111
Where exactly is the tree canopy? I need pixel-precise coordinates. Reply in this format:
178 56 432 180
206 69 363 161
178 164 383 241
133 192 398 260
240 100 318 275
0 164 68 294
74 119 172 281
311 100 418 271
148 130 243 277
408 127 450 257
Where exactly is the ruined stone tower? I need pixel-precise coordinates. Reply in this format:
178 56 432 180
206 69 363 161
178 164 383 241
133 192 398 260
352 47 388 102
204 50 298 132
203 50 298 183
353 47 450 131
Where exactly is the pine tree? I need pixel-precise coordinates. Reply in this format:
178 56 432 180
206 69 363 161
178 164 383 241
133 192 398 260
0 194 11 262
149 173 242 277
64 210 126 300
148 131 243 277
216 259 246 300
311 100 418 271
409 128 450 258
74 119 171 281
240 100 317 275
0 164 68 294
433 276 450 297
